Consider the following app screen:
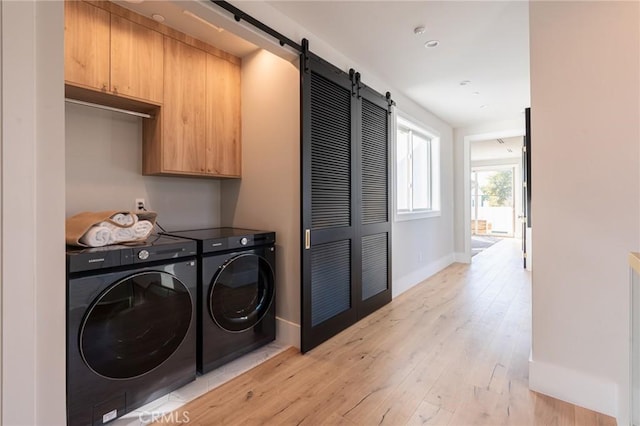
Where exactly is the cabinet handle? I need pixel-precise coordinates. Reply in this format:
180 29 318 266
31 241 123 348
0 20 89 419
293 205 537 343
305 229 310 250
101 83 108 91
112 86 118 95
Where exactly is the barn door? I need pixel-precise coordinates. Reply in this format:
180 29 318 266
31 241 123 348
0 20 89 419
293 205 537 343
357 84 393 319
301 49 392 353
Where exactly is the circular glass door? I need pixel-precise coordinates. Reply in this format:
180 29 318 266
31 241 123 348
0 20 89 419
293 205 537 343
79 271 192 379
209 253 274 333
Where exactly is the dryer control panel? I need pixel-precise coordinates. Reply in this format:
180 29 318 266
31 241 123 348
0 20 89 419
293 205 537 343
161 227 276 255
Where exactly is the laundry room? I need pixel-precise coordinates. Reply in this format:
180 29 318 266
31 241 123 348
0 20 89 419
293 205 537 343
64 0 301 347
6 0 455 423
64 1 301 423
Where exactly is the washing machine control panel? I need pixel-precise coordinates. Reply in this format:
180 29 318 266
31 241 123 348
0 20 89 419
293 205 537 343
66 236 197 273
239 237 249 246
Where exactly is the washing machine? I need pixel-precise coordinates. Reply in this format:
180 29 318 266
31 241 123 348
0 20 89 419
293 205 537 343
162 228 276 374
66 234 197 426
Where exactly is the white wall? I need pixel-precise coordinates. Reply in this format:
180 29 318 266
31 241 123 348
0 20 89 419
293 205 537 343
66 103 221 230
2 1 66 424
221 49 301 347
392 110 455 297
529 2 640 423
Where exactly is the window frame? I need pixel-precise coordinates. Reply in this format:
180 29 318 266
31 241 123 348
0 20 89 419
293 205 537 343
393 111 441 222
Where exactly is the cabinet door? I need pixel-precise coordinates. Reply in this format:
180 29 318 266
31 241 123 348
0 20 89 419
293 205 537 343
64 1 110 91
206 54 241 176
110 15 164 104
162 37 207 174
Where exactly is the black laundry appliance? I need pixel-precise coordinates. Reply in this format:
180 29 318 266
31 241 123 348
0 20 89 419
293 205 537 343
161 228 276 374
66 235 198 426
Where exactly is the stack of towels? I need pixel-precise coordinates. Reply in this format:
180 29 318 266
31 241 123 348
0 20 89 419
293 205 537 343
65 210 157 248
80 213 154 247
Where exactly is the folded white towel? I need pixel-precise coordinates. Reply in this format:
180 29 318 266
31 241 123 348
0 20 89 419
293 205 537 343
111 213 136 226
92 220 153 244
79 216 154 247
133 220 153 239
79 225 112 247
113 226 136 242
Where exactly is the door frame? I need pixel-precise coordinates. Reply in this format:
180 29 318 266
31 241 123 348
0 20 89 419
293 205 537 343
470 164 518 238
463 129 524 262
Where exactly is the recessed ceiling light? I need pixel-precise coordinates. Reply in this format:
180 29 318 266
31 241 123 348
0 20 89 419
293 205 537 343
151 13 165 23
459 80 471 86
424 40 440 48
414 26 426 35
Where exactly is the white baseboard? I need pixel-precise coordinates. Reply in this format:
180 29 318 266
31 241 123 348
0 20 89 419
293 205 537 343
454 251 471 264
276 316 300 349
392 253 455 298
529 358 617 418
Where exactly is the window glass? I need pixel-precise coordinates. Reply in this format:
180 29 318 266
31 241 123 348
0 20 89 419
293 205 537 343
412 133 431 210
396 128 410 211
395 115 441 220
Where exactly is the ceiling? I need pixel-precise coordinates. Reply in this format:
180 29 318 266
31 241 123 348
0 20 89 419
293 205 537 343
470 136 523 162
267 1 530 128
112 0 261 57
115 0 530 129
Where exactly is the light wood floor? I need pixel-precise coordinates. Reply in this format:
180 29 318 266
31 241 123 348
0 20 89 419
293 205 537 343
158 239 616 425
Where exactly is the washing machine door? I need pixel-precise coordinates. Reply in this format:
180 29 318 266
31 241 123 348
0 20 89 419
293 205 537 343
79 271 192 379
209 253 275 332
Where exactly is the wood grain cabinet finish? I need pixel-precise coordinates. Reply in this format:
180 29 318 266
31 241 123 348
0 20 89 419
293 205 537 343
143 38 241 178
160 37 208 175
64 1 163 104
64 1 242 179
206 54 241 177
110 15 164 104
64 1 110 92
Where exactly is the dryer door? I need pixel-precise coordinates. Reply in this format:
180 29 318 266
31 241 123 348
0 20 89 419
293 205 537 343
79 271 192 379
209 253 275 332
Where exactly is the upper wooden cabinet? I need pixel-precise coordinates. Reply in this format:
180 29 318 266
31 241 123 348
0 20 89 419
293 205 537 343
64 1 110 91
161 38 208 175
64 1 163 104
110 15 164 104
206 54 241 177
65 0 242 179
143 38 241 178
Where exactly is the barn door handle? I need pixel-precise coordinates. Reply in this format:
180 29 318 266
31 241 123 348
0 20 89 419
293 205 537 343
305 229 310 250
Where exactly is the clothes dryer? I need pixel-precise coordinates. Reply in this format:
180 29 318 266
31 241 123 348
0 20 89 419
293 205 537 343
162 228 276 374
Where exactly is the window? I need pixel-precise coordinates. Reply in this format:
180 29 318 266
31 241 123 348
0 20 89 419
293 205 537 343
395 114 440 220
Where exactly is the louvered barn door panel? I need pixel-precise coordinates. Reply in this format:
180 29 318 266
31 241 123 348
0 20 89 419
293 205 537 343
311 240 351 326
311 72 351 230
361 98 389 225
301 55 357 353
361 233 388 300
358 90 392 316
